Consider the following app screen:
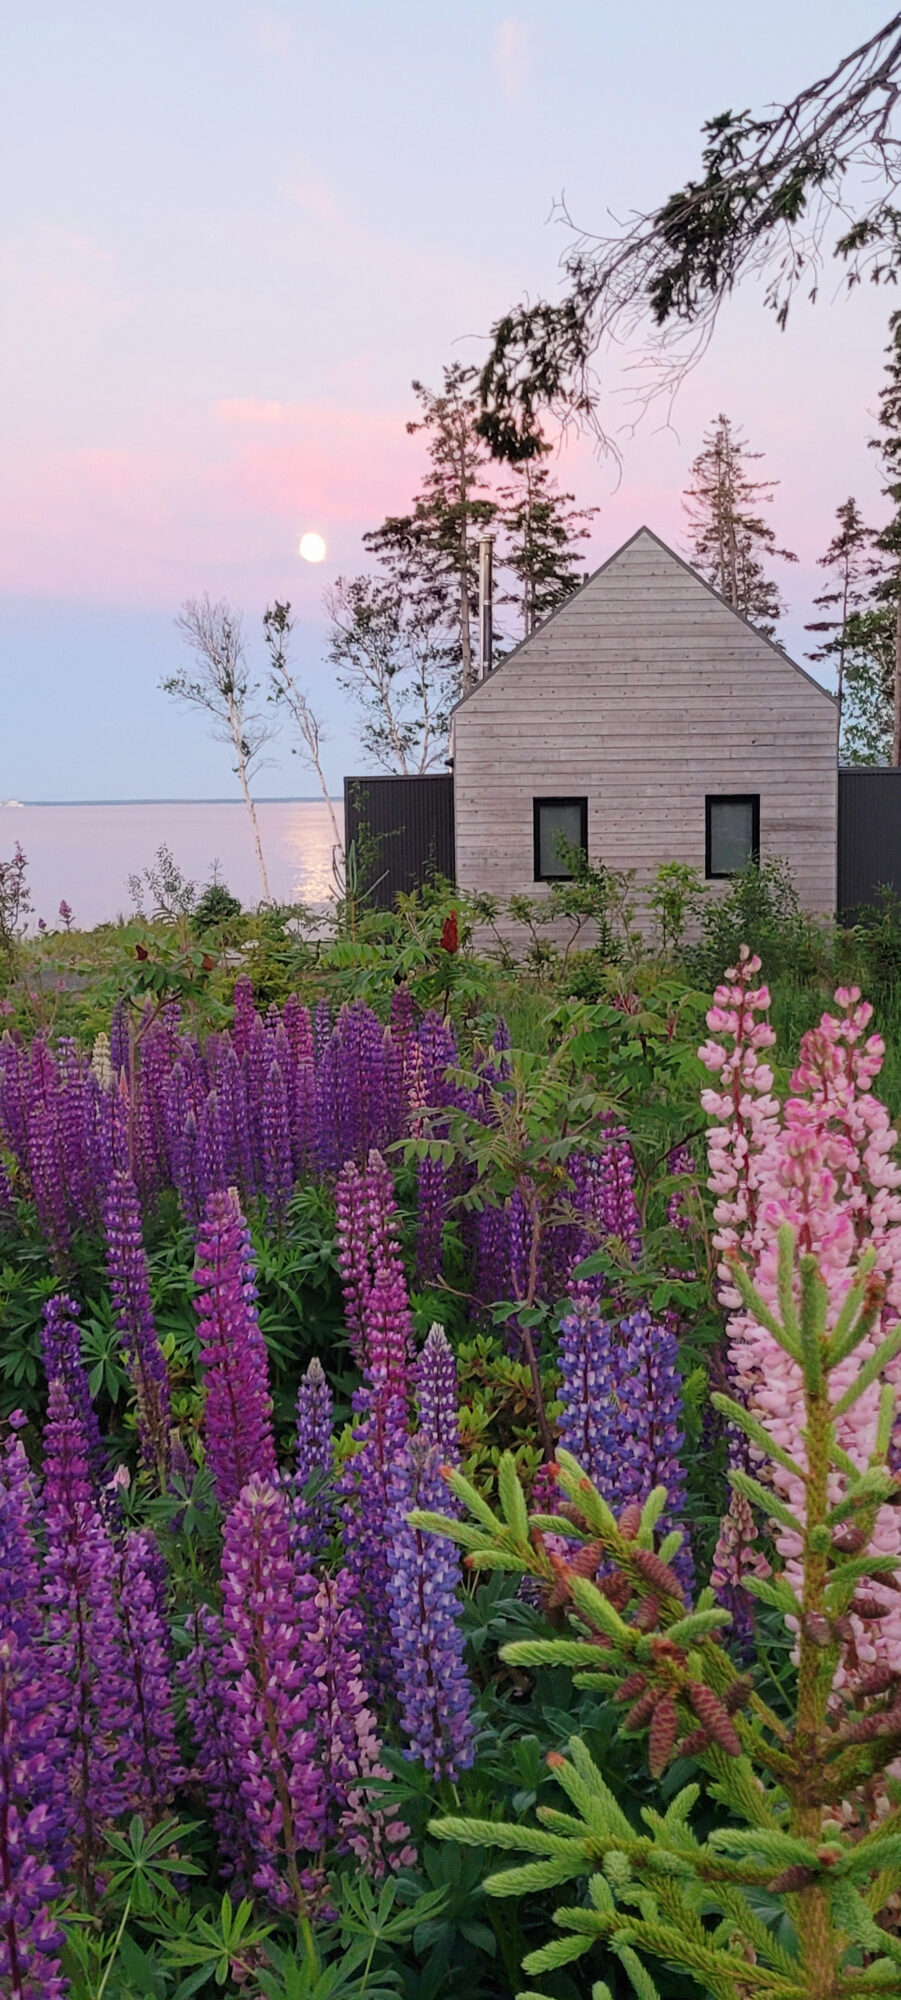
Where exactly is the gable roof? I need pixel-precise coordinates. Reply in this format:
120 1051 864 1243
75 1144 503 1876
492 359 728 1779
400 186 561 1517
452 524 837 713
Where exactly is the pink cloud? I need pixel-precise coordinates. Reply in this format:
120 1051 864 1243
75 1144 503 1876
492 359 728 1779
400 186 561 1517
494 18 531 101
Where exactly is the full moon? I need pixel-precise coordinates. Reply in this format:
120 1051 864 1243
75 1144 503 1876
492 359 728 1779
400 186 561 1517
299 531 327 563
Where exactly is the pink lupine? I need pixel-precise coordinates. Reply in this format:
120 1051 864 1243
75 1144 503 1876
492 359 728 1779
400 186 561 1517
700 952 901 1686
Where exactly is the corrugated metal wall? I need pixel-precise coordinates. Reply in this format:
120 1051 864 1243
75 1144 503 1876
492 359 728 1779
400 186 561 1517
838 768 901 919
343 774 455 910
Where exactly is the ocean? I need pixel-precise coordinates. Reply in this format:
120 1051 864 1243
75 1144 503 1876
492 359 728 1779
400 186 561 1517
0 799 344 930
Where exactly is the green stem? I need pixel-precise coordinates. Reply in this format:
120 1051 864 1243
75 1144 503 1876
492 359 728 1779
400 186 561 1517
94 1891 132 2000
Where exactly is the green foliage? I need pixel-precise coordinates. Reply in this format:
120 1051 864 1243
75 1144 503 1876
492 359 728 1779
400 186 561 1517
683 856 831 988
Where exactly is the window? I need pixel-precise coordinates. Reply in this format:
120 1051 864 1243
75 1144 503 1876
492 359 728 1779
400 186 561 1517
533 797 588 881
706 794 760 878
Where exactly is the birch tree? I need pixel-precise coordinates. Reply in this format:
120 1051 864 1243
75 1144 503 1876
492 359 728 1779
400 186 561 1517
263 599 342 859
164 596 274 902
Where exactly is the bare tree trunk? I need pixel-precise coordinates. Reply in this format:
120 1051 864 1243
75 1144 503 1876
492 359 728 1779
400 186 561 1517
236 750 271 902
893 596 901 767
460 542 474 694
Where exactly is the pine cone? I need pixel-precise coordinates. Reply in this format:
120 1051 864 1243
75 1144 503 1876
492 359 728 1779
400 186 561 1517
625 1687 661 1731
853 1664 897 1702
676 1726 711 1759
614 1671 648 1704
687 1682 742 1756
632 1593 662 1633
617 1502 642 1541
723 1677 753 1714
648 1695 679 1778
630 1545 684 1600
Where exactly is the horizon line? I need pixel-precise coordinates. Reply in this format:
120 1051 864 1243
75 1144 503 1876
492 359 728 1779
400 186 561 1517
3 795 344 807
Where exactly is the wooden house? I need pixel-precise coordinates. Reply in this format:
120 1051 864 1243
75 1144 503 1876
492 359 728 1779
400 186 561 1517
449 526 838 919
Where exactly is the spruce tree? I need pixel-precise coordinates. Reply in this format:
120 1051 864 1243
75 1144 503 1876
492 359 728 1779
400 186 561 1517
683 414 797 638
804 497 873 716
870 311 901 764
364 364 496 694
495 453 598 639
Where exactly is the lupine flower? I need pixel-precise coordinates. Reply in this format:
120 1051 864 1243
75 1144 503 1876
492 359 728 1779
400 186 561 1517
90 1032 113 1091
180 1605 253 1889
220 1478 325 1913
41 1380 132 1900
307 1565 414 1874
597 1118 642 1258
339 1259 413 1694
0 1419 69 2000
666 1142 696 1235
293 1357 334 1562
103 1170 172 1476
193 1189 276 1510
556 1297 618 1490
386 1436 474 1779
414 1324 460 1464
115 1531 181 1818
0 1152 13 1228
710 1487 771 1656
613 1306 693 1590
410 1047 449 1288
58 899 73 930
262 1058 293 1225
700 958 901 1683
41 1293 108 1497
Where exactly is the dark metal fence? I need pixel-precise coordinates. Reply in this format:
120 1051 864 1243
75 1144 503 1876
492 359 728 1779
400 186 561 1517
343 774 455 910
838 767 901 920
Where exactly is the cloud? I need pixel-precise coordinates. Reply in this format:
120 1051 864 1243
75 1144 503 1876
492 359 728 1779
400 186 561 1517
494 17 531 101
250 7 293 58
288 173 342 225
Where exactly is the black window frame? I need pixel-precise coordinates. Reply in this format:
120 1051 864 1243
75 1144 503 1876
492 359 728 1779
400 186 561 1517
533 796 589 882
705 793 761 880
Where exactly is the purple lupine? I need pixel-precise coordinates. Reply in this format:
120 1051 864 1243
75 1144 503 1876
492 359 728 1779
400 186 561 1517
40 1294 108 1497
110 1002 129 1082
414 1324 460 1464
213 1046 256 1199
293 1358 334 1563
710 1487 770 1657
556 1297 619 1491
103 1169 172 1476
197 1088 228 1202
339 1249 413 1694
0 1151 13 1228
334 1159 370 1364
385 982 414 1142
220 1478 325 1914
666 1142 696 1235
414 1154 448 1288
55 1038 95 1229
416 1012 458 1114
193 1189 276 1509
313 997 331 1065
598 1120 642 1259
283 997 315 1175
613 1307 692 1590
232 975 257 1059
386 1436 474 1780
473 1203 510 1316
115 1530 181 1819
0 1420 69 2000
180 1605 254 1889
309 1568 416 1874
41 1379 132 1902
262 1058 293 1225
27 1093 70 1265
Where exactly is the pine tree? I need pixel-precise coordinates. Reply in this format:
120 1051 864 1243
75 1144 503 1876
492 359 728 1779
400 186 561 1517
364 365 496 694
495 453 598 639
870 312 901 765
804 498 873 716
683 414 797 638
840 608 896 764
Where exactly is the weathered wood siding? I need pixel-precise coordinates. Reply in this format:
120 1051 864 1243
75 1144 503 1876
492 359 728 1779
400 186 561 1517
452 528 838 922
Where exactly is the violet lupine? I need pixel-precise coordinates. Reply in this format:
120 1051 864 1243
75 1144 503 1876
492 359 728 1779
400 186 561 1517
293 1357 334 1562
103 1169 172 1476
410 1045 449 1287
115 1530 181 1819
27 1093 70 1265
41 1379 133 1901
180 1605 254 1888
262 1057 293 1225
414 1323 460 1464
0 1420 69 2000
473 1203 511 1317
40 1293 108 1496
666 1141 696 1235
0 1151 13 1228
700 957 901 1684
220 1478 325 1914
386 982 415 1143
109 1001 128 1082
310 1569 416 1874
386 1436 475 1780
232 975 257 1060
194 1189 276 1510
597 1118 642 1258
340 1228 414 1693
556 1297 619 1492
613 1306 693 1590
283 996 315 1175
335 1151 409 1370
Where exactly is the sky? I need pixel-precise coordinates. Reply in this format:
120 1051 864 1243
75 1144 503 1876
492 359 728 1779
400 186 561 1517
0 0 894 800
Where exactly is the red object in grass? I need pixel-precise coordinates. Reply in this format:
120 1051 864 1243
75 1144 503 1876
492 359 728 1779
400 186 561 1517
440 911 459 954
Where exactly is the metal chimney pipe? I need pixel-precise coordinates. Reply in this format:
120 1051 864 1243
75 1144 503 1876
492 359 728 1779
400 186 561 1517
477 535 493 680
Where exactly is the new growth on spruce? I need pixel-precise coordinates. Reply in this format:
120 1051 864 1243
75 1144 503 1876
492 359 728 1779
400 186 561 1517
423 1229 901 2000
